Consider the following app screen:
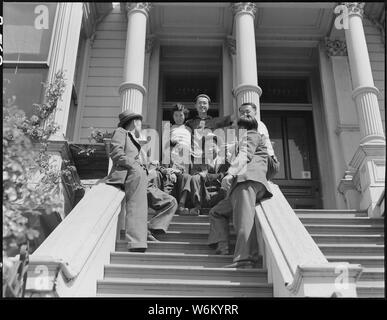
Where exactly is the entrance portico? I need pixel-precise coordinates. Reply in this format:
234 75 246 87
110 2 385 211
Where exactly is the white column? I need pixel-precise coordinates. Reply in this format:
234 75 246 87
142 35 155 125
343 2 385 144
231 2 262 121
119 3 152 114
49 3 83 140
222 40 234 116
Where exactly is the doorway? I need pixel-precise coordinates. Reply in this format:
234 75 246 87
261 110 322 209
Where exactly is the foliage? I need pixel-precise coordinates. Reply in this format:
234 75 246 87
89 128 113 144
2 70 77 258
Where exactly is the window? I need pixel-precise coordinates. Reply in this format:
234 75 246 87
3 2 58 117
4 2 58 62
260 78 311 104
3 68 48 118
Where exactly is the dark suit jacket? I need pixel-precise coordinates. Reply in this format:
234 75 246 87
105 127 143 186
228 130 273 200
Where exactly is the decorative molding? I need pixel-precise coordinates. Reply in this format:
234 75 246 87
118 82 147 96
225 36 236 56
231 2 257 18
233 84 262 98
341 2 365 18
324 38 348 56
349 143 386 170
126 2 153 18
338 170 359 194
352 85 381 100
335 123 360 135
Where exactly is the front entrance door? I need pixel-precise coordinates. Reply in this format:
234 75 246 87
261 110 322 209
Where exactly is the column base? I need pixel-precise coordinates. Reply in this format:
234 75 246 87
119 82 146 114
233 84 262 118
347 143 385 217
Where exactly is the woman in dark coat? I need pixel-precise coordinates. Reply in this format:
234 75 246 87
105 111 149 252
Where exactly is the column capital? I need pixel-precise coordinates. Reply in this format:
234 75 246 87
324 38 347 57
340 2 365 18
225 36 236 56
231 2 257 18
126 2 153 18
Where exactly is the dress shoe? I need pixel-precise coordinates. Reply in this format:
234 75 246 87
215 241 229 255
224 261 256 269
189 207 200 216
177 206 190 215
147 230 160 242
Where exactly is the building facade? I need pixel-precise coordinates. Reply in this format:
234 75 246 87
4 2 385 215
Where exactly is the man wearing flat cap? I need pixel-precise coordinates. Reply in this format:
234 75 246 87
105 110 177 252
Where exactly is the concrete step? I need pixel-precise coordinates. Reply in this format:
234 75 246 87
358 268 385 281
318 244 384 256
310 234 385 244
303 224 384 235
325 255 384 268
356 281 385 298
299 217 384 225
155 230 236 243
104 264 268 282
110 251 253 268
295 209 367 217
96 278 273 297
166 221 384 235
116 240 235 254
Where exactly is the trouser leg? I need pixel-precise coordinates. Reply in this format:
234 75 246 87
147 185 178 232
174 172 191 204
208 198 232 246
124 167 148 250
230 181 264 263
190 174 203 206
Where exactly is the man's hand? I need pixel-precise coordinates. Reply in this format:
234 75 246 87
199 170 208 178
221 174 234 191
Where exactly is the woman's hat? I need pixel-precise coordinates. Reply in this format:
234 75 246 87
117 110 143 128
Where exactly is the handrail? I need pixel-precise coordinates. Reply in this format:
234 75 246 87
376 188 385 216
255 182 363 296
257 183 327 276
26 183 124 295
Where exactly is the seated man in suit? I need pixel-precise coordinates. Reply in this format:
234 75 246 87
189 134 230 216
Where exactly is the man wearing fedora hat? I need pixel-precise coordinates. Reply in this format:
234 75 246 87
105 110 177 252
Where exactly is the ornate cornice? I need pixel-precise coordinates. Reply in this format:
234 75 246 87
231 2 257 18
341 2 365 18
225 36 236 56
324 38 348 56
126 2 152 18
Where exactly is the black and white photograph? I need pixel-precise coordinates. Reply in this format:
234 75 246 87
2 1 385 303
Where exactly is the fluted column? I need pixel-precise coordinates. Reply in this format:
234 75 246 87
231 3 262 121
342 2 385 144
119 3 152 113
336 3 385 217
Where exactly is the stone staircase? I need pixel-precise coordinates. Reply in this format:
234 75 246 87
295 209 385 298
96 209 384 297
97 213 273 297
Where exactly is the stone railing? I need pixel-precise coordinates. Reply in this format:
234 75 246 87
25 183 124 297
255 183 363 297
376 189 385 217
